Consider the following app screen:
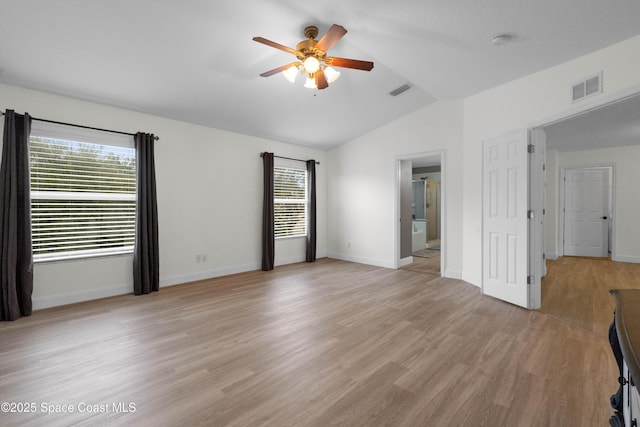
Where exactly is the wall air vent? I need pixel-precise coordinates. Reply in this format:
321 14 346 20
571 72 602 103
389 84 412 96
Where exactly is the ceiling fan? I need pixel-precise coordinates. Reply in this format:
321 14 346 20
253 24 374 90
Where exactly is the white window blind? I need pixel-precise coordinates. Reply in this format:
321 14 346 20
29 135 136 261
274 166 307 238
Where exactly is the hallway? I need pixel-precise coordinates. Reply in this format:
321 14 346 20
541 256 640 337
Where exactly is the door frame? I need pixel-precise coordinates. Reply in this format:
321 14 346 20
495 85 640 310
558 164 615 258
529 128 546 309
394 150 446 275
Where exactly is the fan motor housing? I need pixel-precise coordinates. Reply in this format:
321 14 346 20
295 39 325 61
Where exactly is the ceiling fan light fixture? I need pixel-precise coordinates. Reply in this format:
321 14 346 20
282 64 299 83
324 66 340 83
303 56 320 74
304 74 317 89
253 24 374 91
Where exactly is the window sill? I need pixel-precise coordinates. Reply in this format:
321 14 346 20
34 250 134 264
275 235 306 241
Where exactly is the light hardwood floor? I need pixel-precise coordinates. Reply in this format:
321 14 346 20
401 253 441 276
1 258 617 426
541 256 640 338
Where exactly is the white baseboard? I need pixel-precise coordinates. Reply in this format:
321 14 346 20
160 263 260 287
546 253 639 263
461 272 481 288
444 269 463 280
399 257 413 267
33 262 290 310
161 252 329 287
327 252 395 269
34 253 331 310
275 255 306 267
33 283 132 310
612 255 640 264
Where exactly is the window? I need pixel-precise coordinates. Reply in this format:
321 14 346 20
274 166 307 238
29 123 136 262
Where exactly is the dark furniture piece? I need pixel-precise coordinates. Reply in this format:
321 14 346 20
609 289 640 426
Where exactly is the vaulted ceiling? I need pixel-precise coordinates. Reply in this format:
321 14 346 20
1 1 639 149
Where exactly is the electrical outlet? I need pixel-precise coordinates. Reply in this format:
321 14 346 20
196 254 202 263
202 254 207 262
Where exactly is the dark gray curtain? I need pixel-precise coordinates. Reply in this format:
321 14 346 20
133 132 159 295
0 110 33 321
262 152 274 271
306 160 316 262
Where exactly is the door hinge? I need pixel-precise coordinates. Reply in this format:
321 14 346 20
543 253 546 260
543 164 546 171
527 144 535 154
543 208 546 215
527 275 534 285
527 210 535 219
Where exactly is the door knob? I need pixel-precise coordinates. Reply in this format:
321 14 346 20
602 216 608 220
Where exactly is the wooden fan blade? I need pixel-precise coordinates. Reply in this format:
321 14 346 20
259 63 297 77
316 70 329 90
252 37 297 55
315 24 347 52
328 57 374 71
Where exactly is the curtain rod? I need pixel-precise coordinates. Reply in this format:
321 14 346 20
0 111 159 141
260 152 319 165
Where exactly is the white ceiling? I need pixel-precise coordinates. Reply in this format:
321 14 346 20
412 156 441 169
545 93 640 152
1 1 639 150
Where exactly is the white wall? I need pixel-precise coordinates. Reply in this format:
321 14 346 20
0 83 328 309
327 100 463 278
6 35 640 308
463 36 640 286
545 146 640 263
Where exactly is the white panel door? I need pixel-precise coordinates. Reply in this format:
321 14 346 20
563 168 609 257
482 131 529 308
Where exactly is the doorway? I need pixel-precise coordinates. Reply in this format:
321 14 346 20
537 91 640 329
395 151 444 275
479 89 640 310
